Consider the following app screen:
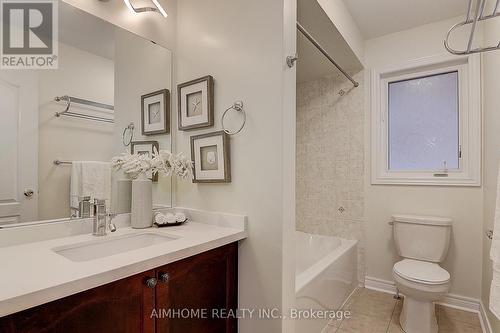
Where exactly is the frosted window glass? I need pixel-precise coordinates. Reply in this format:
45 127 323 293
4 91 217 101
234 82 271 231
388 71 459 170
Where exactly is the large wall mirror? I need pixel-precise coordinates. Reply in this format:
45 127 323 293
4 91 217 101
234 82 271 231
0 2 172 226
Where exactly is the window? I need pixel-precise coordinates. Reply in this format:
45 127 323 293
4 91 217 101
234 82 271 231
388 72 459 171
371 55 481 186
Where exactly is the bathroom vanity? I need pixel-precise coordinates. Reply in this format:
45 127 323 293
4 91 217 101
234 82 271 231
0 209 247 333
0 243 237 333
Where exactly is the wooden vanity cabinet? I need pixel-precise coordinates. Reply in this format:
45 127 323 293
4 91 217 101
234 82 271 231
0 269 157 333
0 243 238 333
155 242 237 333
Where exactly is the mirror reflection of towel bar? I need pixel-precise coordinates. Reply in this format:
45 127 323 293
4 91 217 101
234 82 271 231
53 160 72 165
54 95 114 123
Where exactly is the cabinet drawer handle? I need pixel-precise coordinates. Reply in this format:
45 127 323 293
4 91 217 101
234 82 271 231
159 272 170 282
145 277 158 288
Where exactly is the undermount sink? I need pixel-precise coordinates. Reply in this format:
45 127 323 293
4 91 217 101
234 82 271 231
52 232 178 262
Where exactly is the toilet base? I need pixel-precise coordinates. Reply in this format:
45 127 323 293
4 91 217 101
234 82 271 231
400 296 437 333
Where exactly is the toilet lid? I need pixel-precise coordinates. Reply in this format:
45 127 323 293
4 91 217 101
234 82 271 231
394 259 450 285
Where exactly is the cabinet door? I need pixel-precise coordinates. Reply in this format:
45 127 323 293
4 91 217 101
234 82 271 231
0 270 157 333
155 243 237 333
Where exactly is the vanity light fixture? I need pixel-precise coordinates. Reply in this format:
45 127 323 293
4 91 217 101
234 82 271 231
123 0 168 18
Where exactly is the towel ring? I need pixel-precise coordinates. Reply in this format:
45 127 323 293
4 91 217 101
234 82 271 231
122 122 135 146
221 101 246 135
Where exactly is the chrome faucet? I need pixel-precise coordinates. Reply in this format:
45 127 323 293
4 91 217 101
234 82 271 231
108 212 117 233
92 199 117 236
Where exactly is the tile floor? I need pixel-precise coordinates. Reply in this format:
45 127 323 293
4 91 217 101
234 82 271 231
323 288 483 333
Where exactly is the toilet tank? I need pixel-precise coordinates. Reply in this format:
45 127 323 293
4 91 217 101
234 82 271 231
392 214 452 263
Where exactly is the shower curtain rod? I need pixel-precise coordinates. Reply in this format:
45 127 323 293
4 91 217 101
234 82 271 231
297 22 359 88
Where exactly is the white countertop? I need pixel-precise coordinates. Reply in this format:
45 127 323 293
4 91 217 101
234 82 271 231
0 208 247 317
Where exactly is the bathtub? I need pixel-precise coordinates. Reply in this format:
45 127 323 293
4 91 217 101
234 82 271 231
295 231 358 333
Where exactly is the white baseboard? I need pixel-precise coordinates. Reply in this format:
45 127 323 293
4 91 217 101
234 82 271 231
364 276 397 294
364 276 492 333
479 301 494 333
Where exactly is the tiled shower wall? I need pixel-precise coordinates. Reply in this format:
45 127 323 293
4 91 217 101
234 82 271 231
296 72 365 280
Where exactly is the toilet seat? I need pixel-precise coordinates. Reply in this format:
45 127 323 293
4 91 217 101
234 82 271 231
393 259 450 285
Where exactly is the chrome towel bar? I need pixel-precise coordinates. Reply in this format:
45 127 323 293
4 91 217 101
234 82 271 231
445 0 500 55
53 160 72 165
54 95 114 123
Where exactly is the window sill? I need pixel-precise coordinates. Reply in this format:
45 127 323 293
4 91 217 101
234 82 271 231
371 175 481 187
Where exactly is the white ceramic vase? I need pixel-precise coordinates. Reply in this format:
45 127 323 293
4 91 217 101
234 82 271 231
131 176 153 229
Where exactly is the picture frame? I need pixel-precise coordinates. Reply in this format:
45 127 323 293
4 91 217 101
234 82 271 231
190 131 231 183
178 75 214 131
141 89 170 135
131 141 160 182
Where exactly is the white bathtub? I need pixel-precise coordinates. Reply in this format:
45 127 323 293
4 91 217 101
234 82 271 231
295 231 358 332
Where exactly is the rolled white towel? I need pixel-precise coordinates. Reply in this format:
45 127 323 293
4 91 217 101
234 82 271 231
153 212 168 225
175 212 187 223
165 213 177 224
154 212 187 225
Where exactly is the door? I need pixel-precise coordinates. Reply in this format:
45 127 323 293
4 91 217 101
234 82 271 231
155 243 238 333
0 71 38 224
0 269 157 333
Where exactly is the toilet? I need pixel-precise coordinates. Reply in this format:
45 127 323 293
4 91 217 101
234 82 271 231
392 214 452 333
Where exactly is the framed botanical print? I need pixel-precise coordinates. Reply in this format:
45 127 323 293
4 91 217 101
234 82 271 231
141 89 170 135
131 141 159 182
178 75 214 131
190 131 231 183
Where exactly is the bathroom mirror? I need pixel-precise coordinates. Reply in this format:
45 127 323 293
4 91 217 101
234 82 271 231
0 2 172 226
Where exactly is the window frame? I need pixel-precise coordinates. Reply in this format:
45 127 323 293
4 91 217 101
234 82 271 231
370 54 481 186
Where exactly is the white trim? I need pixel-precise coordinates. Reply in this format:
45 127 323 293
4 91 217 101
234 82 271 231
364 276 491 332
364 276 479 311
479 301 493 333
281 0 297 332
438 294 480 312
370 53 482 186
364 276 397 294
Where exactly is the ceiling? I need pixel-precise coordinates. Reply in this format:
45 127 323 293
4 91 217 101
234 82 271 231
344 0 469 39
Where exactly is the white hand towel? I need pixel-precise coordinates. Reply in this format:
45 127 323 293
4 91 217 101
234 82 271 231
490 165 500 319
70 162 83 210
70 161 111 210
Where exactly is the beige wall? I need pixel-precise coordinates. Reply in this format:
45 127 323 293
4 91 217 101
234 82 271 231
38 42 114 220
113 29 173 208
174 0 286 331
364 17 484 299
39 23 174 219
296 73 365 281
64 0 176 210
482 14 500 333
